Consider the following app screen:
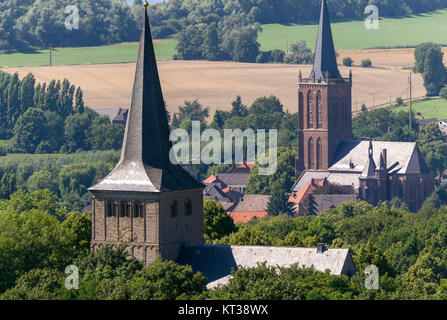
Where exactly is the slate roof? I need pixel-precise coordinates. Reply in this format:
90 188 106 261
309 0 341 82
292 171 330 192
204 184 232 203
89 7 203 193
230 194 270 213
294 140 431 191
330 140 427 175
177 244 356 288
215 173 250 186
312 194 357 215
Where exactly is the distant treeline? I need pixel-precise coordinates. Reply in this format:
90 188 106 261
2 0 447 52
149 0 447 39
0 0 139 51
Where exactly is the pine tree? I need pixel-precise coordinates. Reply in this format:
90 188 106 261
171 113 180 129
267 189 293 216
230 95 248 117
44 80 58 112
19 73 35 113
202 23 222 61
6 73 20 135
75 87 85 114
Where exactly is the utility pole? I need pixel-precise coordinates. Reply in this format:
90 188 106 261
409 71 412 129
49 45 53 66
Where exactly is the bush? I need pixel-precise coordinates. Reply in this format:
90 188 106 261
440 86 447 100
256 51 272 63
361 59 372 68
395 97 404 106
0 146 6 157
270 49 286 63
343 57 353 66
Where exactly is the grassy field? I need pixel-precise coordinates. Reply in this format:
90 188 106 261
393 98 447 120
259 9 447 51
0 140 9 149
0 40 177 67
3 9 447 67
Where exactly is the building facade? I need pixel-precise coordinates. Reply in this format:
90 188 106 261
88 5 204 265
293 0 435 212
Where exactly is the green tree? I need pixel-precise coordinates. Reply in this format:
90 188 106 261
26 170 58 195
414 42 440 74
128 258 207 300
423 46 446 96
177 99 210 126
203 199 236 242
267 189 293 216
11 108 48 153
230 95 248 117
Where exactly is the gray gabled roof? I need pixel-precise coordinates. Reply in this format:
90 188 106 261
309 0 341 82
89 6 203 193
292 171 330 192
178 244 356 288
330 140 420 175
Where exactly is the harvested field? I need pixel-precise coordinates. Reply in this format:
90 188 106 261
1 60 425 117
338 48 447 69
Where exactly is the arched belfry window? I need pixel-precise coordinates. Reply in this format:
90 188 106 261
185 199 192 216
316 91 323 129
308 137 314 169
307 91 313 128
316 138 323 169
170 201 178 218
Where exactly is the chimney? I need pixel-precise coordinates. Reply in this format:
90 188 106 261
316 243 326 254
382 149 387 168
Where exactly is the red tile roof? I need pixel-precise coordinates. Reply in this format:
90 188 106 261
288 178 324 204
228 211 268 224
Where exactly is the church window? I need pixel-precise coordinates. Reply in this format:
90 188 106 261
307 91 313 128
170 201 178 217
134 202 143 218
409 182 417 200
316 138 322 169
106 201 114 217
308 138 314 169
120 202 130 217
316 91 323 128
185 199 192 216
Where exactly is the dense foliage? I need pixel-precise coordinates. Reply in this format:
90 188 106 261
0 150 119 211
414 43 447 96
3 188 447 299
0 0 139 51
0 72 124 153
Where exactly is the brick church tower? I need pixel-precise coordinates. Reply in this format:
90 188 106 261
88 4 204 265
295 0 353 178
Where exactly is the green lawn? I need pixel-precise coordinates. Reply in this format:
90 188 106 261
4 9 447 67
393 98 447 120
260 9 447 51
0 40 177 67
0 140 9 148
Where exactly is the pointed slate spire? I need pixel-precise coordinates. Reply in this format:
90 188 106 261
361 139 376 179
309 0 341 82
377 152 387 171
89 4 203 193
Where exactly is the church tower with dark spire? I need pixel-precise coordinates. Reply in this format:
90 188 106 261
295 0 352 178
88 3 204 264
